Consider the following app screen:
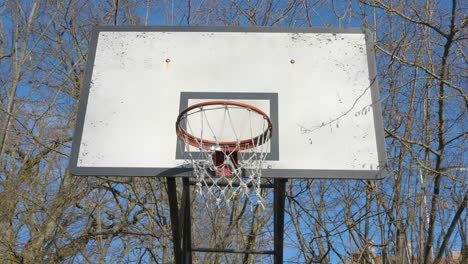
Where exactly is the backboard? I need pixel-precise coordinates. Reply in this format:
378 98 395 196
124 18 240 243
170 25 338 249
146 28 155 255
69 26 386 179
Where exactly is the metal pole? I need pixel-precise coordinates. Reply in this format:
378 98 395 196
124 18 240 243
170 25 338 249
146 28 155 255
166 177 182 264
274 179 287 264
182 178 192 263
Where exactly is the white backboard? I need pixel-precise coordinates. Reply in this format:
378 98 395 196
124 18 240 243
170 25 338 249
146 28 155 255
69 26 386 179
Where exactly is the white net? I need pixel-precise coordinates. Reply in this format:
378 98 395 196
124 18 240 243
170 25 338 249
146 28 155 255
176 101 272 207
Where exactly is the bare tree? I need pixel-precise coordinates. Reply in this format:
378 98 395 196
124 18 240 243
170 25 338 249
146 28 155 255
1 0 465 263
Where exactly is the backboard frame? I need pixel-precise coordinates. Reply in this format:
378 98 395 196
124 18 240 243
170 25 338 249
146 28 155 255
69 26 386 179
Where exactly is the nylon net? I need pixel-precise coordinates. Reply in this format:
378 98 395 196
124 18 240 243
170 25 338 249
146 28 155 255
176 101 272 207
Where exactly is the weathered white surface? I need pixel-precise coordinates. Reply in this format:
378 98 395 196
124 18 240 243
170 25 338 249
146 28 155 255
77 30 379 172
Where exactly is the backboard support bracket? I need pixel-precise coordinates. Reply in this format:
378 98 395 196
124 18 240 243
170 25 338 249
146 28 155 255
166 177 287 264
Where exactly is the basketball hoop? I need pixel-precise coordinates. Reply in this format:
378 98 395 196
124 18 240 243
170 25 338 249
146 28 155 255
176 101 273 206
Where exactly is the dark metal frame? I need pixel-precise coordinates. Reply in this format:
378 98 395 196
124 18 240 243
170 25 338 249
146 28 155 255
167 177 287 264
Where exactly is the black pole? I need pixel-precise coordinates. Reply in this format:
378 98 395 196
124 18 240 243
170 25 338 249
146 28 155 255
274 179 287 264
182 178 192 263
167 177 182 264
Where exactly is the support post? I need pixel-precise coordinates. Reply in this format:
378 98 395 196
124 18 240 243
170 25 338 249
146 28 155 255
274 179 287 264
167 177 182 264
182 178 192 263
172 177 286 263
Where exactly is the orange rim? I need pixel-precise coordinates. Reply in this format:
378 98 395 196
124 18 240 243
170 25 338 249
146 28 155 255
176 101 273 152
